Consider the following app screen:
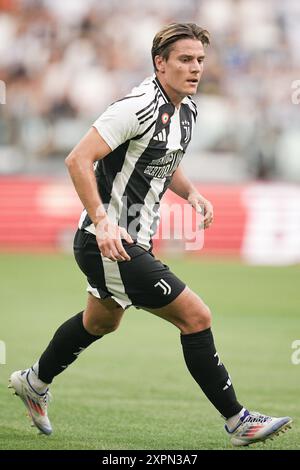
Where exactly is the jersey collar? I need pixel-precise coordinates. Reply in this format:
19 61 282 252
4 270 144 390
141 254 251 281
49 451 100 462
153 75 171 104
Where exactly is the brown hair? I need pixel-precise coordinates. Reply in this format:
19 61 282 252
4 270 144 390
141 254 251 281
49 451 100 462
152 23 210 71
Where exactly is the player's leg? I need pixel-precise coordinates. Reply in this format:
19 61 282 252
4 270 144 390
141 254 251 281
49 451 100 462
36 294 124 385
142 286 211 333
83 293 124 335
117 246 237 416
143 286 292 446
9 295 124 434
143 286 242 420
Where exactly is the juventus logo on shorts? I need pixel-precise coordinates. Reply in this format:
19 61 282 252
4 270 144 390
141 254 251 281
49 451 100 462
154 278 172 295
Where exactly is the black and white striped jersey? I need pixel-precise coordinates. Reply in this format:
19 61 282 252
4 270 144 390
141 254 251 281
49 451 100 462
79 74 197 251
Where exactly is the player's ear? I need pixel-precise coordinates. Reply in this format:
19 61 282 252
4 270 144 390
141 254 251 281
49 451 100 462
155 55 165 73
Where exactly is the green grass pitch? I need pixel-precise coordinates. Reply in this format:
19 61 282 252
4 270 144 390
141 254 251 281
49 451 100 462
0 253 299 450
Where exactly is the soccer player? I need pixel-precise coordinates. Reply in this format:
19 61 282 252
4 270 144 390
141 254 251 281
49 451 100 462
10 23 292 446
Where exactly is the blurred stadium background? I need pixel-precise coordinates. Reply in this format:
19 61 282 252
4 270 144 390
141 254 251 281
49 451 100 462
0 0 299 450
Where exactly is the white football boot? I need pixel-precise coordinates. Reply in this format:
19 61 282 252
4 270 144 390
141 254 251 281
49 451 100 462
226 409 292 446
9 369 52 435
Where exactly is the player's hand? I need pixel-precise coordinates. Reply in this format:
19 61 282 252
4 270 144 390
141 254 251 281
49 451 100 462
188 192 214 229
95 216 134 262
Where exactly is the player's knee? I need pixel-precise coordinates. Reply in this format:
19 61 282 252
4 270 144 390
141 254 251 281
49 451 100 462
200 304 212 328
180 304 212 334
84 320 120 336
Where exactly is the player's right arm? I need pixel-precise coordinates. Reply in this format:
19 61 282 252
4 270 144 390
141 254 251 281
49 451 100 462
65 127 133 262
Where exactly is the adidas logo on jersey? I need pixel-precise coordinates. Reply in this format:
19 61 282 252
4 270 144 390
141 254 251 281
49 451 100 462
153 128 167 142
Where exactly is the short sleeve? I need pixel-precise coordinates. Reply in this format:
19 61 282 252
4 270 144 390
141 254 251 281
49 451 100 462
93 100 140 151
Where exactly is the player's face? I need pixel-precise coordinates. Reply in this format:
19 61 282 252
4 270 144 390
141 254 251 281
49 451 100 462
155 38 205 106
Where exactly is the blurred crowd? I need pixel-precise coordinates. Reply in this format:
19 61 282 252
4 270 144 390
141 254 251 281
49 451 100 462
0 0 300 180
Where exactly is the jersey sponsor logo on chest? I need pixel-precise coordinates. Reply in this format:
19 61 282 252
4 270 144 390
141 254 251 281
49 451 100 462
144 149 184 179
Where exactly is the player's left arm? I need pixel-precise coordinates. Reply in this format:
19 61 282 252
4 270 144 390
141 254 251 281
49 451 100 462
169 166 214 229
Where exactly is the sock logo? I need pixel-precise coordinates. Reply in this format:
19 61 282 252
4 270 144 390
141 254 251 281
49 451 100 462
61 348 86 370
214 352 222 366
73 347 86 358
223 376 232 391
154 279 172 295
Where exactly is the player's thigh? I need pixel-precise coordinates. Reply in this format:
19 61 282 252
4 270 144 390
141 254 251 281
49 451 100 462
83 293 125 335
144 286 212 333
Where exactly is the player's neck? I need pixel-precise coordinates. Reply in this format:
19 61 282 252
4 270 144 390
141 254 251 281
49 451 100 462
155 75 183 109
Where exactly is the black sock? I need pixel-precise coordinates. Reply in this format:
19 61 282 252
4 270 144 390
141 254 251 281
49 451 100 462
38 312 102 384
180 328 243 419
